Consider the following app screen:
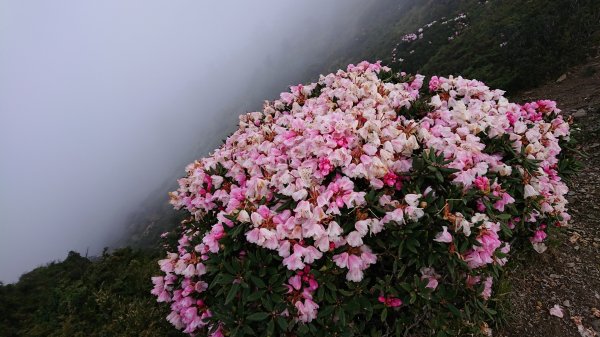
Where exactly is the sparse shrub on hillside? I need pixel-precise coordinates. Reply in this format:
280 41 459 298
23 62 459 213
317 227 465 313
388 0 600 92
153 61 573 336
0 249 185 337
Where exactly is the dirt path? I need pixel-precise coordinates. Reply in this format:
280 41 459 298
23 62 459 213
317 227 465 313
497 57 600 337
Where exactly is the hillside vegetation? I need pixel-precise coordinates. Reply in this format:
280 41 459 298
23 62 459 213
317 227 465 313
0 249 185 337
324 0 600 92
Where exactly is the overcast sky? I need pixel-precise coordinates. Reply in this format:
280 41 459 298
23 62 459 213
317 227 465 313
0 0 374 283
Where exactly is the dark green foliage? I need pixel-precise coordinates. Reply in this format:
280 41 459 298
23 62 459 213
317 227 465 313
0 249 185 337
323 0 600 94
419 0 600 92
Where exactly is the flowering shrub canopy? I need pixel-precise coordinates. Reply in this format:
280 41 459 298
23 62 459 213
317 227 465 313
152 61 572 336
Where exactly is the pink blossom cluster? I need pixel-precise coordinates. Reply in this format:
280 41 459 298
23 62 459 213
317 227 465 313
286 267 319 322
399 19 439 46
423 75 570 254
401 33 418 42
153 61 570 334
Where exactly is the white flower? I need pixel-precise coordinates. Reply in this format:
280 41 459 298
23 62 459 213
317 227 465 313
524 184 539 198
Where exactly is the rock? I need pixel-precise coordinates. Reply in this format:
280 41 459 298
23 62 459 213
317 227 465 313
563 300 571 307
556 73 567 83
574 109 588 118
567 262 575 268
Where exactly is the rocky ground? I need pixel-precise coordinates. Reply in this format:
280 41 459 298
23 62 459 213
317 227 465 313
497 57 600 337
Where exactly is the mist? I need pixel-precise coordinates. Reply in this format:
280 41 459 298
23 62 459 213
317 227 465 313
0 0 375 283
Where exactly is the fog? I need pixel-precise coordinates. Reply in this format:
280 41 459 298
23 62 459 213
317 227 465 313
0 0 374 283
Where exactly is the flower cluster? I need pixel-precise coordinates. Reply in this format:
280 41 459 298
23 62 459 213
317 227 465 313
153 61 571 336
392 12 470 63
441 12 468 25
286 267 319 322
401 33 419 42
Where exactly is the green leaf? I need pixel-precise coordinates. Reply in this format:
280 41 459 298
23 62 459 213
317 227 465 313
338 289 354 296
225 283 240 305
247 312 270 321
435 170 444 182
399 282 412 292
250 275 266 288
243 325 255 335
247 290 265 302
446 303 461 317
338 307 347 326
380 307 388 322
298 324 309 334
217 274 235 284
276 316 288 331
407 240 418 254
266 319 275 336
224 262 236 275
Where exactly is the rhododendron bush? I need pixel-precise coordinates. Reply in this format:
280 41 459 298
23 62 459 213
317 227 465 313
152 61 573 336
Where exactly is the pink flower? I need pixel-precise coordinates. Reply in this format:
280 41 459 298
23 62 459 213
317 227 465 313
347 254 362 270
283 248 305 270
302 245 323 264
318 157 334 175
530 229 547 243
333 252 349 269
420 267 440 290
481 276 493 300
493 192 515 212
378 295 403 307
346 267 364 282
295 298 319 322
333 245 377 282
466 275 481 288
382 208 405 225
320 177 360 214
210 324 225 337
464 222 502 269
346 231 364 247
549 304 564 318
434 226 453 243
383 171 398 187
429 76 441 91
287 275 302 291
473 176 490 192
